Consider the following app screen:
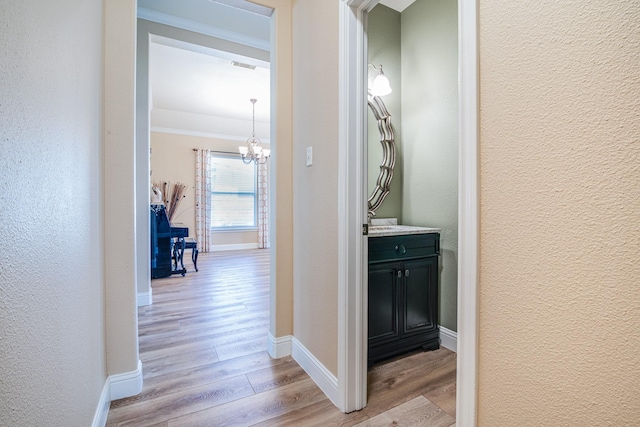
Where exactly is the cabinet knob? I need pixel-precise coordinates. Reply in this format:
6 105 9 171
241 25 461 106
397 270 402 278
395 244 406 255
405 269 410 277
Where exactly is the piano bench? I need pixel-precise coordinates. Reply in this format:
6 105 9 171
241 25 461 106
184 237 199 272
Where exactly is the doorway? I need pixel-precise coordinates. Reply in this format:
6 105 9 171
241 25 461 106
338 0 478 422
136 0 273 302
131 0 296 386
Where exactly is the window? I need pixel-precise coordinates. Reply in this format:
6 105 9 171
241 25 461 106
210 154 257 229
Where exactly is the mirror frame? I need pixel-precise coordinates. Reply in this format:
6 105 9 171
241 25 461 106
368 90 396 218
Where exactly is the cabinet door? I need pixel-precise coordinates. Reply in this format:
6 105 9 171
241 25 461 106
368 261 401 346
402 257 438 336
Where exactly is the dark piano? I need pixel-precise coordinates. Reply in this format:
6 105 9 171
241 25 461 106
150 205 189 278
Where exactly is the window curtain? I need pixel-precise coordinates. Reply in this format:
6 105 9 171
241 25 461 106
257 160 270 249
195 149 213 252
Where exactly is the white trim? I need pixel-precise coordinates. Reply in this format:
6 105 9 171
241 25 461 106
291 337 340 408
109 360 143 401
338 0 375 413
151 126 246 141
267 332 292 358
439 326 458 353
137 289 153 307
346 0 381 9
150 126 271 144
210 243 259 252
91 380 111 427
457 0 479 425
137 7 270 51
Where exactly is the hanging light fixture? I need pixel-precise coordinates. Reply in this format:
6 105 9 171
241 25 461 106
369 64 392 96
239 98 270 165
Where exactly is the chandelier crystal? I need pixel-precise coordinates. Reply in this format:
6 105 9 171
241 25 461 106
239 98 270 165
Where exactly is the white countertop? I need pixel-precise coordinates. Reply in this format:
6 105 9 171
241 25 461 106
368 224 441 237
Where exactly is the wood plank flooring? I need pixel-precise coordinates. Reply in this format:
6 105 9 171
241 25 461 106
107 249 456 426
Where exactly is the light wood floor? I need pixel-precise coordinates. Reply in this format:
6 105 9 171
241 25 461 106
106 249 456 426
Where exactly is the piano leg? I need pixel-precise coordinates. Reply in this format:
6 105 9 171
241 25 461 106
192 247 199 272
171 237 187 276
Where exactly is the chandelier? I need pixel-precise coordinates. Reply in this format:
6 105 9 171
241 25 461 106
239 98 270 165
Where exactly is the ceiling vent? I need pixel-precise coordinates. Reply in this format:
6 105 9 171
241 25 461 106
232 61 257 70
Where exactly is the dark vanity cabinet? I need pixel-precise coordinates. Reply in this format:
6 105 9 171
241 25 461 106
368 233 440 365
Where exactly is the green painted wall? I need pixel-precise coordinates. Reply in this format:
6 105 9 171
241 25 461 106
401 0 458 332
369 0 458 332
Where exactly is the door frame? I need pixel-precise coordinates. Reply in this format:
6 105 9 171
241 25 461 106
337 0 478 423
135 0 294 352
103 0 293 399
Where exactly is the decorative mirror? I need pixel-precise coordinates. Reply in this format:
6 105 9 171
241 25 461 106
368 90 396 219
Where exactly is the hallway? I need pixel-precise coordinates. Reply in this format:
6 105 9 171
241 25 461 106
106 250 455 426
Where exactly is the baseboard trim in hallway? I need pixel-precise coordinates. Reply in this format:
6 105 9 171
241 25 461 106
291 336 340 410
109 360 143 400
92 380 110 427
268 332 292 358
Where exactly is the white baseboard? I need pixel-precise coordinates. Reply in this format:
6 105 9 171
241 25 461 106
91 380 111 427
268 333 292 358
291 337 339 408
210 243 259 252
109 360 143 401
137 289 152 307
439 326 457 353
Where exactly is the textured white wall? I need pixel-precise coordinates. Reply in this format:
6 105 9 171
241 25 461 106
292 0 340 375
479 0 640 424
0 1 106 425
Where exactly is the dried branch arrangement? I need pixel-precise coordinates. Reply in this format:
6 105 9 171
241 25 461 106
153 181 187 222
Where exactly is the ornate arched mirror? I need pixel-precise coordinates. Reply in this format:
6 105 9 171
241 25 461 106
367 90 396 219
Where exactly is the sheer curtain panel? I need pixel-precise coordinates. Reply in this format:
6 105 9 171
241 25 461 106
257 160 269 249
195 149 213 252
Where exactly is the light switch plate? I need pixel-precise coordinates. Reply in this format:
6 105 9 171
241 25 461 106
306 146 313 166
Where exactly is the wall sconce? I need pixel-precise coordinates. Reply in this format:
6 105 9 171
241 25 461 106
369 64 392 96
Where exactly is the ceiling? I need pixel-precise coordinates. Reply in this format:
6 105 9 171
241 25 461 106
209 0 272 16
139 0 272 140
149 37 271 122
380 0 418 12
140 0 416 140
138 0 271 50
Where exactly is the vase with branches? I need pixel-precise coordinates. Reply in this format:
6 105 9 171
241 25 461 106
152 181 187 223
